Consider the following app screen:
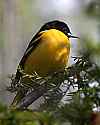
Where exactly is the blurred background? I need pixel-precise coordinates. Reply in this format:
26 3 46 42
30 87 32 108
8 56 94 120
0 0 99 105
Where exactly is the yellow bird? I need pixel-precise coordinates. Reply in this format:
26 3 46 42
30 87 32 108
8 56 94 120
11 20 78 106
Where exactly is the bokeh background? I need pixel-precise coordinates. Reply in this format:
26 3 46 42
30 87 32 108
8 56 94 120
0 0 99 105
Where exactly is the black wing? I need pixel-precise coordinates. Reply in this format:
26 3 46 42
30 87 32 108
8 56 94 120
19 32 42 68
13 31 43 85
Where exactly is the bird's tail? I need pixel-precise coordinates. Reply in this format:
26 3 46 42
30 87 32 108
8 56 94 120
10 69 24 108
11 88 27 108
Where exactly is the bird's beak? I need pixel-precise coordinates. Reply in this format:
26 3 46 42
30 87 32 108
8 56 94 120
69 35 80 39
67 33 80 39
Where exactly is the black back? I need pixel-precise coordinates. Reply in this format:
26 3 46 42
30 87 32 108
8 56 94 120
39 20 71 36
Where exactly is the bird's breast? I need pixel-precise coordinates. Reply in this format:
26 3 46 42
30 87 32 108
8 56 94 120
24 29 70 76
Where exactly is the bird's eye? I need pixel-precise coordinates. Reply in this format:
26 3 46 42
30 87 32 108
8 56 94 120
67 33 72 36
67 33 72 38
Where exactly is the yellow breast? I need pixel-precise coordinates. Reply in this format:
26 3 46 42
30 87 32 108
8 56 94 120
24 29 70 76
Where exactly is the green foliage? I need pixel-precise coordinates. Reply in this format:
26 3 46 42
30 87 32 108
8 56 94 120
0 103 59 125
7 54 100 125
58 94 92 125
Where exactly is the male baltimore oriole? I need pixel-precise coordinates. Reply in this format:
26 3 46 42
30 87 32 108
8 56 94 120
11 20 78 106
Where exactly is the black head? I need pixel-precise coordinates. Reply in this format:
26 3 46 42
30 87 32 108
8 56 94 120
39 20 79 38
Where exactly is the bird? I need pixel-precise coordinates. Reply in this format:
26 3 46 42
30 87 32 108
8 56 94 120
11 20 79 107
